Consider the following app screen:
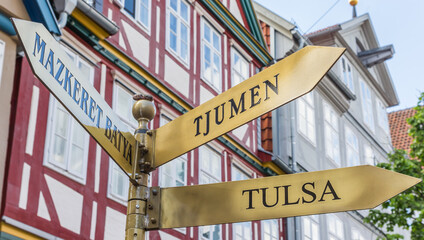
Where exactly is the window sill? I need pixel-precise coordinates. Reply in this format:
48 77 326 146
43 162 87 185
107 192 128 206
165 47 190 70
120 8 151 36
200 76 222 95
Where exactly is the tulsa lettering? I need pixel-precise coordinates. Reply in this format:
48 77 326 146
241 180 341 209
32 32 133 164
193 74 279 137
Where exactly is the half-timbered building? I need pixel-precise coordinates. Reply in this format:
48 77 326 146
1 0 289 239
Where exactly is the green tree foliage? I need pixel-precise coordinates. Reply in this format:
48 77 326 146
363 92 424 240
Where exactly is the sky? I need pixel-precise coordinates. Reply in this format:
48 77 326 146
255 0 424 112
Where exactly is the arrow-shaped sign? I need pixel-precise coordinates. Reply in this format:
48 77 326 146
152 46 345 168
146 166 420 229
12 19 136 176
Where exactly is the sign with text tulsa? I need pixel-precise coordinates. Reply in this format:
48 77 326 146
12 19 136 176
150 166 420 229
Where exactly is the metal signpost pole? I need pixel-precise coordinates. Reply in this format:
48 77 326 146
125 94 156 240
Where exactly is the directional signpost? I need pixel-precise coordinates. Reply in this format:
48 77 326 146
12 19 136 176
13 18 421 240
147 165 420 229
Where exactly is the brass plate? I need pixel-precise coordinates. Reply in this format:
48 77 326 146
12 19 136 176
153 46 345 168
154 166 420 229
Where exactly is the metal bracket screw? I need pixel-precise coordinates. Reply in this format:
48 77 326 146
152 188 158 196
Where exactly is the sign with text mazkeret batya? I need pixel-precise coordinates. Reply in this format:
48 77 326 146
12 19 136 176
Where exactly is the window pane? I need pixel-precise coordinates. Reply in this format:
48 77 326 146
204 24 211 42
116 85 137 128
180 24 188 61
53 136 67 165
170 13 178 33
124 0 136 17
181 42 188 61
240 61 248 79
232 50 249 87
176 159 185 183
234 53 240 71
69 145 84 175
116 87 129 119
213 54 220 89
170 32 177 52
181 24 188 43
180 1 188 22
72 122 85 147
139 1 149 26
54 106 69 134
213 33 220 51
204 46 212 81
170 0 177 11
111 162 129 199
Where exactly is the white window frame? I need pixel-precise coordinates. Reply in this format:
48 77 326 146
107 82 138 204
0 39 5 87
376 98 390 133
159 114 188 188
262 219 279 240
345 127 360 167
363 144 375 166
231 48 249 87
201 19 222 92
119 0 152 33
324 102 341 166
199 145 222 184
166 0 190 66
43 47 93 184
297 92 316 145
199 146 222 240
200 224 221 240
232 165 252 240
360 79 375 132
233 221 252 240
113 82 138 130
108 160 129 204
159 113 187 234
327 214 344 240
340 56 354 92
302 215 320 240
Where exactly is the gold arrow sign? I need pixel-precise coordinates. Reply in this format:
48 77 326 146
12 19 136 176
152 46 345 168
147 166 421 229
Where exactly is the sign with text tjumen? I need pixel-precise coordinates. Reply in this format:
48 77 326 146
153 46 345 168
148 166 421 229
12 19 136 176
